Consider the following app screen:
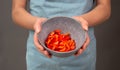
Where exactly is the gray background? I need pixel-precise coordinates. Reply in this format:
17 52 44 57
0 0 120 70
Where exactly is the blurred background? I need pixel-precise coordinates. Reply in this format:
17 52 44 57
0 0 120 70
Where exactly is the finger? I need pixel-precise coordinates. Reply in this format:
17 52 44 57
33 32 44 51
34 18 47 33
79 17 88 31
34 19 42 33
43 50 52 58
82 33 90 49
74 49 83 56
34 33 52 58
36 48 51 58
80 33 90 52
74 33 90 56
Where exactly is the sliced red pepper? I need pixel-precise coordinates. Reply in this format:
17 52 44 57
45 29 76 52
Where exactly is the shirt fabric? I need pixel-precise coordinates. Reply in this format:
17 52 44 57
26 0 96 70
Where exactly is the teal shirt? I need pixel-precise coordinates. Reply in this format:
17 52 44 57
30 0 93 17
27 0 96 70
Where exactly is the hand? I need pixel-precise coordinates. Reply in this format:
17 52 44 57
33 18 51 58
72 16 90 56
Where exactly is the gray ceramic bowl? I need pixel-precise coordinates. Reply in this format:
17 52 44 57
38 16 86 57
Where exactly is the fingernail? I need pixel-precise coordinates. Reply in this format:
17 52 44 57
36 28 40 33
85 26 88 31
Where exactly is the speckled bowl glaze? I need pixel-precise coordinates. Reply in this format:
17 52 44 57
38 16 86 57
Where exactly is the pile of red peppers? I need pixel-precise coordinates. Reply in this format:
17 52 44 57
45 29 76 52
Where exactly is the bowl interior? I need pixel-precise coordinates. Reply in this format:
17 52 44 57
38 17 86 53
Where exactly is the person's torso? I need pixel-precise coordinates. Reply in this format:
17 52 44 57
29 0 94 18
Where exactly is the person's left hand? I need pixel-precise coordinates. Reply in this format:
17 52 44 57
33 18 52 58
72 16 90 56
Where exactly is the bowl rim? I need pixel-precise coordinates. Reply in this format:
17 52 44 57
41 16 80 26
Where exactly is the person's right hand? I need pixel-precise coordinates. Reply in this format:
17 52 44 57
33 18 51 58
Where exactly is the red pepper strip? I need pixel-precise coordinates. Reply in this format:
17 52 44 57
59 46 66 52
70 40 75 50
65 41 70 51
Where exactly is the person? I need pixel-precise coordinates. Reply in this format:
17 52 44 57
12 0 111 70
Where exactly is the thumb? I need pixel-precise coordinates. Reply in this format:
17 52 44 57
35 24 41 33
34 19 42 33
81 22 88 31
79 17 88 31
